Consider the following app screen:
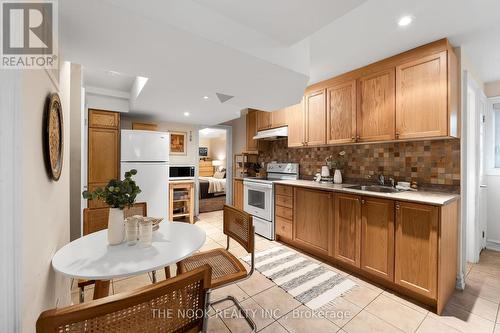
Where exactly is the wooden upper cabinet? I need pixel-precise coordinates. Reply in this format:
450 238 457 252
395 202 438 299
396 51 448 139
334 194 361 267
357 69 395 142
360 197 395 281
305 89 326 146
89 109 120 129
246 109 258 152
287 99 305 148
327 80 357 144
256 111 272 131
271 108 287 128
293 187 333 256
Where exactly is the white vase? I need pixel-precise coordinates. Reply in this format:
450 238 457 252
108 208 125 245
333 169 343 184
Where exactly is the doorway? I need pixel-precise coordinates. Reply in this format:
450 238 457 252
197 126 231 214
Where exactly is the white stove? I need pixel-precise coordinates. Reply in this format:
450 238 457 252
243 163 299 240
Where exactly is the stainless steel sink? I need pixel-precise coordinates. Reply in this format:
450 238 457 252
345 185 404 193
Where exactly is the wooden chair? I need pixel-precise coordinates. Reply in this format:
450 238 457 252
177 205 256 332
37 265 212 333
79 203 151 302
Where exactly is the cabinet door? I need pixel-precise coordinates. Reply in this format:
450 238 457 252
293 187 333 256
361 197 395 281
88 128 119 184
246 110 258 152
271 108 287 128
327 80 357 144
395 202 438 299
334 194 361 267
305 90 326 146
286 99 305 148
256 111 272 131
233 179 244 210
357 69 395 142
89 109 120 129
396 51 448 139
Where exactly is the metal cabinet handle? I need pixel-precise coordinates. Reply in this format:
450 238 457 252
395 132 400 139
361 199 365 204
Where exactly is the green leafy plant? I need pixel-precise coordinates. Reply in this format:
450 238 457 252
325 151 347 171
82 169 141 209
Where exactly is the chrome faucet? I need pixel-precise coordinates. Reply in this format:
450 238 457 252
377 174 385 186
389 177 395 188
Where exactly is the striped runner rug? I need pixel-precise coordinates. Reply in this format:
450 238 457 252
241 247 357 310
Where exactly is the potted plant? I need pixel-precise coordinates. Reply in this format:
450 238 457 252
325 151 347 184
82 169 141 245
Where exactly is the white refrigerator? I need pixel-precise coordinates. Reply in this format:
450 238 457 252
121 130 169 219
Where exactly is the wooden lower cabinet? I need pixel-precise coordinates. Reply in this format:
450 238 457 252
334 194 361 267
395 201 438 299
276 185 458 314
293 187 333 256
233 179 244 210
360 197 395 281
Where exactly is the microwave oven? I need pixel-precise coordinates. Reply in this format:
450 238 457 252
169 166 195 179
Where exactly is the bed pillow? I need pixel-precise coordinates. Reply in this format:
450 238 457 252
213 170 226 179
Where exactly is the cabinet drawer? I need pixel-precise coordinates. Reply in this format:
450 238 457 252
89 110 120 129
276 216 292 239
276 194 293 208
276 205 293 220
275 185 293 197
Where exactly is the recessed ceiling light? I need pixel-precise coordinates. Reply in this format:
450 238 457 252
203 96 209 100
398 15 413 27
183 112 190 117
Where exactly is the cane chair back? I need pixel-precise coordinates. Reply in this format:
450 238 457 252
37 265 211 333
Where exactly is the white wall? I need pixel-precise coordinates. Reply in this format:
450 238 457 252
222 109 246 154
199 135 227 169
121 117 199 166
485 80 500 98
70 64 83 240
19 66 72 331
86 93 129 113
485 95 500 251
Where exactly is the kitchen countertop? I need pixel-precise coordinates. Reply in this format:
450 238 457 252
274 179 460 206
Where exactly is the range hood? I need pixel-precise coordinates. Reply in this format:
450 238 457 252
253 126 288 140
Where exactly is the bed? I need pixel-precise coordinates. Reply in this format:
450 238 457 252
198 175 226 213
199 176 226 199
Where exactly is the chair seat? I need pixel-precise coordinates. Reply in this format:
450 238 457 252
177 248 247 288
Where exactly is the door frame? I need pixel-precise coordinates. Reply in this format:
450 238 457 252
462 71 485 264
0 71 22 332
195 125 232 216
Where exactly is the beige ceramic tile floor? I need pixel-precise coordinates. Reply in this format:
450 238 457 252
71 211 500 333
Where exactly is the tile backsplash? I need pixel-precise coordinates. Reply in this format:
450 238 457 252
258 139 460 188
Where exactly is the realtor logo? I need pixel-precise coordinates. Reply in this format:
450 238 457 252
1 0 58 69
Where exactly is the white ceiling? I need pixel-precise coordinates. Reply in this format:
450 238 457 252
192 0 366 46
83 67 135 92
61 0 500 125
199 127 227 139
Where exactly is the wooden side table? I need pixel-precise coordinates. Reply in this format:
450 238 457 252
169 180 195 223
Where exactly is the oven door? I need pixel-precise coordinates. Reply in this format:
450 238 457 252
243 181 273 221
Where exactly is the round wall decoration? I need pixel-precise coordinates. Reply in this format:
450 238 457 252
44 93 64 181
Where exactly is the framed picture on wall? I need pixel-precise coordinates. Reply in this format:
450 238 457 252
170 131 187 155
199 147 208 157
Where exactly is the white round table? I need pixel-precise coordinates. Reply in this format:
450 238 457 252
52 222 206 299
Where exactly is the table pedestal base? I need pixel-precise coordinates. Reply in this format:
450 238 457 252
93 280 110 299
